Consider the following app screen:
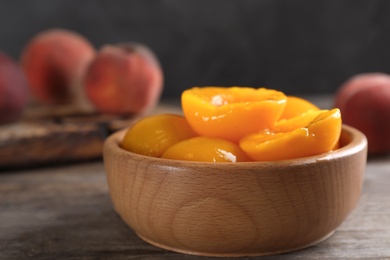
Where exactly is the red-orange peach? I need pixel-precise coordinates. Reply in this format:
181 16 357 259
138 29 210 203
335 73 390 154
84 43 163 115
20 29 95 105
0 52 28 124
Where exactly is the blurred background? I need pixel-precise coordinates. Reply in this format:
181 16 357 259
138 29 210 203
1 0 390 98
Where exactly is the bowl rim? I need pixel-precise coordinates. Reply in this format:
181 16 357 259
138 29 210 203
104 124 367 169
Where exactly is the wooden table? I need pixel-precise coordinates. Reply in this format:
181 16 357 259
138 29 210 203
1 98 390 259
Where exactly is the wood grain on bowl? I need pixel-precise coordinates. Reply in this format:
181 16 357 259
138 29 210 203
103 125 367 257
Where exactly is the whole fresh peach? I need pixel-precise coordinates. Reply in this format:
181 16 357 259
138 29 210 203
335 73 390 154
0 52 28 124
84 43 163 115
20 29 95 105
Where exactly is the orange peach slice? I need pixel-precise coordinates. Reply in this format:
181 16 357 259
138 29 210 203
272 109 324 133
162 136 251 162
239 109 342 161
279 96 319 120
181 87 287 142
121 114 197 157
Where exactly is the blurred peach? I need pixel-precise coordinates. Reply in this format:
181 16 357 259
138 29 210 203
21 28 95 105
0 52 28 124
335 73 390 154
84 42 163 115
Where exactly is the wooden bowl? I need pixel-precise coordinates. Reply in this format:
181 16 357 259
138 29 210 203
103 125 367 257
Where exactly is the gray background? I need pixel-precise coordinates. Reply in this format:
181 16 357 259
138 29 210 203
1 0 390 98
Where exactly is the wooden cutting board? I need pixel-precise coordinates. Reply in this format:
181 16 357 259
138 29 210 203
0 102 180 170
